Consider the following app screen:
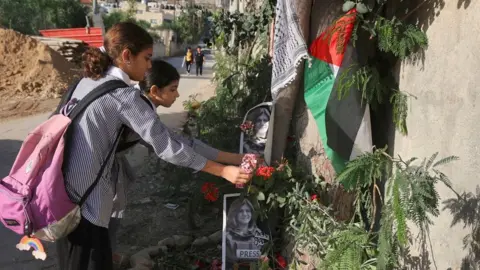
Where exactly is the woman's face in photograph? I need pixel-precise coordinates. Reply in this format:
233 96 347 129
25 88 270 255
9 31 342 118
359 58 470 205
254 111 269 137
236 204 252 225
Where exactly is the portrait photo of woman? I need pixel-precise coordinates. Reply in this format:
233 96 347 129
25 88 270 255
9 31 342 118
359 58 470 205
222 195 269 270
242 105 272 155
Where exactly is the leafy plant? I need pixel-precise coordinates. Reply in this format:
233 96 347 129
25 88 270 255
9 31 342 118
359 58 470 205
331 0 429 135
210 0 274 53
336 64 387 108
372 16 428 60
125 0 137 19
155 1 459 270
236 148 459 269
334 149 458 269
102 10 161 41
192 0 273 152
0 0 87 35
160 6 211 44
443 186 480 267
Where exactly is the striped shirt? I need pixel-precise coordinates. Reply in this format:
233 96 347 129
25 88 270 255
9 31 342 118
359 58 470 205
64 66 219 228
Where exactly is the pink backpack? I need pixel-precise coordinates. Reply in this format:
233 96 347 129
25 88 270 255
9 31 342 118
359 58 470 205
0 80 127 242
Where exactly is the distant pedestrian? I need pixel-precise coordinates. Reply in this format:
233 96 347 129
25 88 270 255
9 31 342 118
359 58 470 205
184 47 193 75
194 46 205 76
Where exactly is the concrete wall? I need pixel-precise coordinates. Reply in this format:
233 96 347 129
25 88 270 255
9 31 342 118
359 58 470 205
150 29 186 58
152 40 185 58
291 0 480 268
393 0 478 268
153 42 166 58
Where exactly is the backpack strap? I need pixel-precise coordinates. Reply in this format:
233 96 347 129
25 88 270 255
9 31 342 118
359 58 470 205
115 94 154 153
60 79 130 206
68 80 129 121
51 78 82 118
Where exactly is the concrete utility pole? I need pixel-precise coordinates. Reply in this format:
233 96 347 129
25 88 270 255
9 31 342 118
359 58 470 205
93 0 99 14
91 0 106 37
174 0 177 20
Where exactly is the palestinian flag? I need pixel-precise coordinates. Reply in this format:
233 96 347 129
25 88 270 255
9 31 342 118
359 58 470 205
304 9 372 173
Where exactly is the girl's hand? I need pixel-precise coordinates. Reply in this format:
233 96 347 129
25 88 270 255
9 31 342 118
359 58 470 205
221 166 252 185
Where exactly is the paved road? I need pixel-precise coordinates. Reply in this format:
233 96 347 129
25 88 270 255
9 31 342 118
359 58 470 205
0 56 215 270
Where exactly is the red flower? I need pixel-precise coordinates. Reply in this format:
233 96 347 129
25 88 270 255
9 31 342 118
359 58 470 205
201 182 213 193
205 188 219 202
275 253 287 269
210 259 221 270
201 182 219 202
256 166 275 180
311 194 318 201
240 121 254 133
194 259 205 268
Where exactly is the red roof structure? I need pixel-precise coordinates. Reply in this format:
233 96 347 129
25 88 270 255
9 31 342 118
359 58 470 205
39 27 103 48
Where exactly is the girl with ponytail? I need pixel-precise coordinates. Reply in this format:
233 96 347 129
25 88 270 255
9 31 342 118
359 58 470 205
56 22 253 270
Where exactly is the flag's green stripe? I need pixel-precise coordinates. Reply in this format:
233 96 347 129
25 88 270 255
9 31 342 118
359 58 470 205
304 58 346 173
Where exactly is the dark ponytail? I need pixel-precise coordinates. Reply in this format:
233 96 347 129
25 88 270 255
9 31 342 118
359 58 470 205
82 22 153 80
82 47 112 80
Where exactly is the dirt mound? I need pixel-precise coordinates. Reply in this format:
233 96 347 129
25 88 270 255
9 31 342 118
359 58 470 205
0 28 80 99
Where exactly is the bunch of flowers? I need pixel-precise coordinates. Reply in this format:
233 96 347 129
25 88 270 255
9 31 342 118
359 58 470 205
237 154 259 188
241 153 258 173
201 182 219 202
238 154 283 189
239 121 254 137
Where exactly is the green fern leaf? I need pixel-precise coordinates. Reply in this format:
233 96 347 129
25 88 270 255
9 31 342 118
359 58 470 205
403 157 418 166
433 155 459 168
425 152 439 170
392 175 408 245
390 90 409 135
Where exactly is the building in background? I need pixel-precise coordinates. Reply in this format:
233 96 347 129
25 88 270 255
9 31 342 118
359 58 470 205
163 0 193 6
193 0 216 8
228 0 246 13
118 2 174 26
215 0 229 9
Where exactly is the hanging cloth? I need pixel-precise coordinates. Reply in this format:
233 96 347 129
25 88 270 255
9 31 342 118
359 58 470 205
270 0 310 100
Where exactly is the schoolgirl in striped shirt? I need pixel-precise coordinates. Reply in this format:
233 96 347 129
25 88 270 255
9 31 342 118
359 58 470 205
56 22 253 270
109 59 230 266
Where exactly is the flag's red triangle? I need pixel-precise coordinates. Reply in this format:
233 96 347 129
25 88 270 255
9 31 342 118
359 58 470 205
309 9 357 67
